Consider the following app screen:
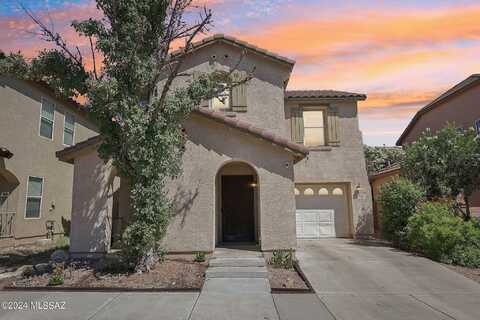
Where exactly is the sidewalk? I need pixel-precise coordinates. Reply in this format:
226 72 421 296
190 247 278 320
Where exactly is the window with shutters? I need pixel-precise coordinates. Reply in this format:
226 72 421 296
210 84 230 110
63 112 75 146
39 98 55 140
291 105 340 147
303 110 326 147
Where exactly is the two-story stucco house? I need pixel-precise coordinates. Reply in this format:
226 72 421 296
0 77 98 247
55 35 373 256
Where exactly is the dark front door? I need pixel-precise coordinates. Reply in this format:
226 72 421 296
221 175 255 242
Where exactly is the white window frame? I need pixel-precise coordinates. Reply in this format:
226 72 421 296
63 112 75 146
302 107 327 147
475 119 480 135
24 176 44 220
38 97 55 141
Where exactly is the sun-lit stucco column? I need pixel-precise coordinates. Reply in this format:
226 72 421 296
69 151 119 257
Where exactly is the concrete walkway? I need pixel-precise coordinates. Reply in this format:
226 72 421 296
190 247 279 320
297 239 480 320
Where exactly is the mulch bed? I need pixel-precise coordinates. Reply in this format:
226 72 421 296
267 265 309 291
0 242 58 274
444 264 480 284
6 256 207 290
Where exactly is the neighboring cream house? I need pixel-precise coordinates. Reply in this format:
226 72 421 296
397 74 480 215
56 35 373 256
0 77 98 247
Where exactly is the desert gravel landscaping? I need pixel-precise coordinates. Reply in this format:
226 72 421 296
4 255 207 290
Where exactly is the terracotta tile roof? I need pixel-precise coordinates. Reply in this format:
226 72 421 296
0 147 13 159
57 109 309 163
397 74 480 146
285 90 367 100
194 108 309 159
171 33 296 67
368 163 401 181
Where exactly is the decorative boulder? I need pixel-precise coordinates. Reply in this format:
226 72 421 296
33 263 52 275
51 249 69 264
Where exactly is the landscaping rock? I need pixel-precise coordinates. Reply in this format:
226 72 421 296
33 263 52 275
19 265 34 277
51 249 69 264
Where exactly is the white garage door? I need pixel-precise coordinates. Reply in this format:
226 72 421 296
295 184 351 238
296 209 335 238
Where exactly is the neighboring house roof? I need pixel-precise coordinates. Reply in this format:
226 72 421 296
368 163 401 181
171 33 296 67
285 90 367 101
0 147 13 159
396 74 480 146
57 108 309 163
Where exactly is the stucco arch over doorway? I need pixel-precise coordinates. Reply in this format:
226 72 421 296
216 161 259 246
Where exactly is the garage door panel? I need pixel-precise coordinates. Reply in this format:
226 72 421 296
295 184 351 238
296 209 335 238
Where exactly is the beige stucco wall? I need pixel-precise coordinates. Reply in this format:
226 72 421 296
287 99 374 236
401 82 480 208
69 151 119 255
70 114 297 253
0 77 98 243
159 42 293 138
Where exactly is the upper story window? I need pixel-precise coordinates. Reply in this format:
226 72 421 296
63 113 75 146
25 176 43 219
303 110 326 147
39 98 55 140
210 84 230 110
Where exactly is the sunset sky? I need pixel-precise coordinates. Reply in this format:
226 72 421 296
2 0 480 145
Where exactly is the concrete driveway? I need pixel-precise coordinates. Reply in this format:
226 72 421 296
297 239 480 320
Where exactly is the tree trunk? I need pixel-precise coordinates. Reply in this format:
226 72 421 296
464 196 471 221
135 247 159 273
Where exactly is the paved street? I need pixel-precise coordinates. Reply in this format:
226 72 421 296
297 239 480 320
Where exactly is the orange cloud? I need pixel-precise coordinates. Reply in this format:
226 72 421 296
238 5 480 62
361 90 441 110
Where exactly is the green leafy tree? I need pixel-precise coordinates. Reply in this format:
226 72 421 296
1 0 249 272
364 145 404 175
403 125 480 220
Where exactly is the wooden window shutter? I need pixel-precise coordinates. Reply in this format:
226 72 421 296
327 107 340 146
231 71 247 112
291 107 304 144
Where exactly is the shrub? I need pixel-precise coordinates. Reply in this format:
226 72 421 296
406 202 463 262
379 178 424 244
451 246 480 268
194 252 206 263
48 263 64 286
269 249 295 269
55 236 70 250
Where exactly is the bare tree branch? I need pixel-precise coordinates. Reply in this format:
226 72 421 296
19 3 84 68
151 5 212 122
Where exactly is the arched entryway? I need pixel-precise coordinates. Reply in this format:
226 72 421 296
216 161 259 245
